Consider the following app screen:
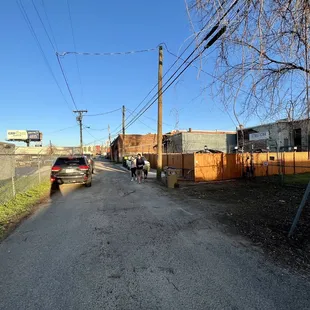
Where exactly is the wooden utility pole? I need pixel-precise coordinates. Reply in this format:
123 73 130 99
157 45 163 180
122 105 126 160
108 124 111 146
73 110 88 154
108 124 111 157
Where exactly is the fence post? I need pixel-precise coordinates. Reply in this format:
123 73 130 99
11 155 16 198
288 180 310 237
266 152 269 177
221 153 224 180
38 156 41 184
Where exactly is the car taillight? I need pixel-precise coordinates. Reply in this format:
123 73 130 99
79 165 89 170
51 166 61 172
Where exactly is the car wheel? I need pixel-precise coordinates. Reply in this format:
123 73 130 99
85 175 92 187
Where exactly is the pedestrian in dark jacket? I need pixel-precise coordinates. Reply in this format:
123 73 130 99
136 154 145 184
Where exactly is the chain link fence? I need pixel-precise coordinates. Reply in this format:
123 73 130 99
0 154 56 205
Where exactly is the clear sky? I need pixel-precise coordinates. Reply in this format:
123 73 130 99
0 0 238 147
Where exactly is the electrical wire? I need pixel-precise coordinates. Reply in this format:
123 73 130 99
85 127 108 131
123 0 240 132
165 45 266 109
46 125 79 135
124 0 241 131
56 53 79 110
67 0 84 105
57 47 157 57
41 0 59 50
125 27 227 131
85 108 122 117
31 0 56 51
126 108 172 127
16 0 74 112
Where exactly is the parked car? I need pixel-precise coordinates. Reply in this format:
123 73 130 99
73 153 94 173
51 156 92 187
84 154 95 173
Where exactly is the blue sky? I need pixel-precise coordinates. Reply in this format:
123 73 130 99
0 0 238 147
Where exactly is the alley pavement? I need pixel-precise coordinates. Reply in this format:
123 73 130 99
0 160 310 310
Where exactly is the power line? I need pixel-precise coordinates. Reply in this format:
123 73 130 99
165 46 266 109
126 108 172 127
16 0 74 112
31 0 56 51
85 108 122 117
124 0 240 131
67 0 84 105
84 127 99 141
41 0 59 50
57 47 158 57
56 52 79 110
84 127 108 131
125 27 227 131
46 124 79 135
123 1 239 133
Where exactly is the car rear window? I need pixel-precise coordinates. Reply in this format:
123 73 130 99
54 157 86 166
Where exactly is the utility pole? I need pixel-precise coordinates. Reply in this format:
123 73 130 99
108 124 111 146
157 45 163 180
73 110 88 154
122 105 126 160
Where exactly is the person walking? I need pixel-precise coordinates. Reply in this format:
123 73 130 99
130 156 137 181
136 153 145 184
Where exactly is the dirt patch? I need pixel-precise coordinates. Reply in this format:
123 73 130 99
178 179 310 273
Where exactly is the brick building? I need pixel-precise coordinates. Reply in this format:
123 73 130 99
111 134 157 162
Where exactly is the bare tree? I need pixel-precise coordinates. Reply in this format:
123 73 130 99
187 0 310 123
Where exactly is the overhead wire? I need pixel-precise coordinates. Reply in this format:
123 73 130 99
124 0 241 131
57 47 158 57
123 0 240 133
67 0 84 105
85 108 122 117
56 53 79 110
31 0 56 51
46 124 79 135
126 108 172 128
41 0 59 50
16 0 74 112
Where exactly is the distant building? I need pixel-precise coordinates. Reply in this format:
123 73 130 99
163 129 237 153
111 134 157 162
237 118 309 152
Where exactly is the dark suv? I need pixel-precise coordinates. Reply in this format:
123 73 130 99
73 154 94 173
51 156 92 187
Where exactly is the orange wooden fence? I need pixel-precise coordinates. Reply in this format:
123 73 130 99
142 152 310 182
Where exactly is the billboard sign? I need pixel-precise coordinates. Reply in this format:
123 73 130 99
27 130 41 141
249 131 269 141
7 130 28 141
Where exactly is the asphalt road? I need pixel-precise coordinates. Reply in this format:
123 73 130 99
0 160 310 310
